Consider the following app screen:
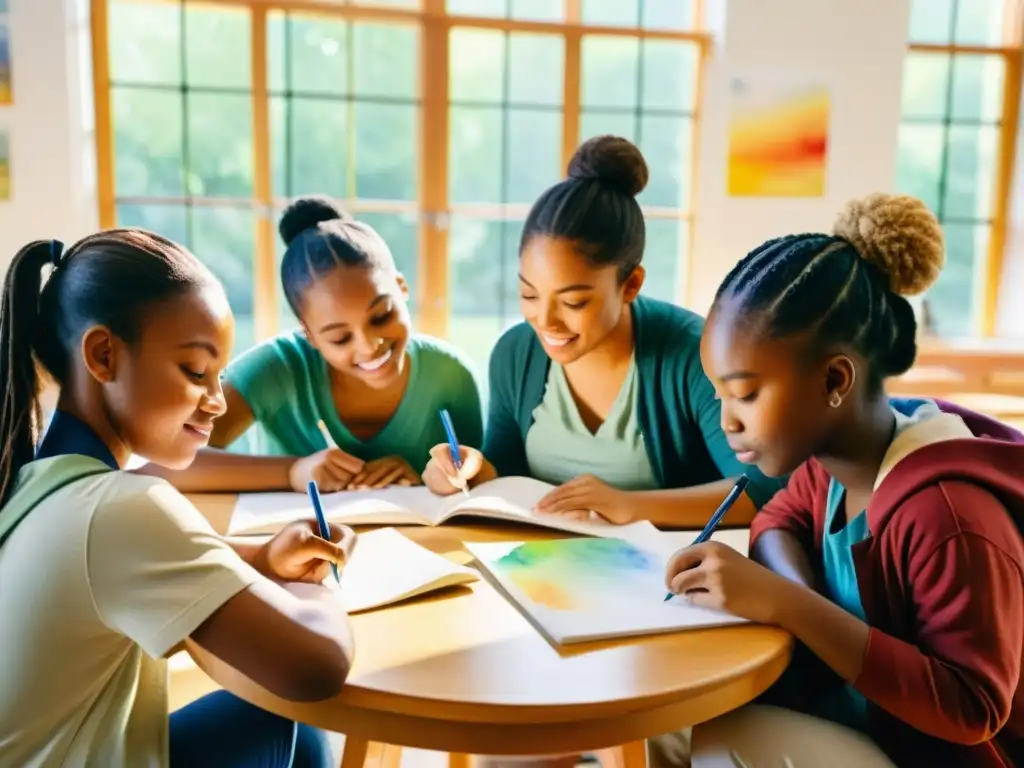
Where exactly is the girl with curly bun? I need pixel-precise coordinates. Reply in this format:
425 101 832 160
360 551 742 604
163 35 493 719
423 135 784 528
661 193 1024 767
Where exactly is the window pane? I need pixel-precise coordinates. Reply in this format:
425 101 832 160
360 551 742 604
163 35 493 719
109 1 181 85
114 88 184 197
273 14 348 96
450 28 505 104
642 0 694 31
943 124 998 219
641 40 698 112
908 0 954 44
580 110 637 144
447 0 504 15
901 53 949 120
637 115 692 209
185 6 250 89
951 55 1004 122
896 124 944 215
954 0 1007 46
510 0 564 22
507 109 562 204
190 206 256 355
360 211 419 309
582 36 639 109
116 202 188 246
448 216 523 376
354 102 417 200
272 97 348 198
353 23 418 100
186 92 253 197
582 0 640 26
449 106 502 203
928 222 989 336
354 0 419 7
508 34 564 107
642 217 687 305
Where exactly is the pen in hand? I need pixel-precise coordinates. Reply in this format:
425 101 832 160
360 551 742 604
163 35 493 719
439 408 471 498
664 475 750 602
306 480 341 584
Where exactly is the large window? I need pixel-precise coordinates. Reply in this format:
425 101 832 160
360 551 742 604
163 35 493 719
896 0 1022 338
94 0 705 373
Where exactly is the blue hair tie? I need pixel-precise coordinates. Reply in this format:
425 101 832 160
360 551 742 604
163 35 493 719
49 240 64 267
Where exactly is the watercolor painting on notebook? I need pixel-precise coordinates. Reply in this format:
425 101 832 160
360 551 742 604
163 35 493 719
468 538 748 645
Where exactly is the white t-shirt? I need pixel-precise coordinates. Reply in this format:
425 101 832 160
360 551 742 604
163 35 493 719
0 470 260 767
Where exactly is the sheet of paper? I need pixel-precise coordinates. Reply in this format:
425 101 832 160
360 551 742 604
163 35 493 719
332 528 479 613
467 537 747 645
228 485 442 535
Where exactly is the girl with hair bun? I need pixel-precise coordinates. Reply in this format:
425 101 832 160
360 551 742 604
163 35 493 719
150 198 483 493
660 193 1024 767
423 135 783 527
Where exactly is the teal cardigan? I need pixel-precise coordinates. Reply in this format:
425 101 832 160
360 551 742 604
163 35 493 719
481 295 784 509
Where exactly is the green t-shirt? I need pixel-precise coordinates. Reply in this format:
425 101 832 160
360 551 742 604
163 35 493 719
224 332 484 473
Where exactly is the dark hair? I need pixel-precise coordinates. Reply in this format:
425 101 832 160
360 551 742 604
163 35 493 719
712 193 945 393
279 196 396 317
520 135 649 281
0 229 211 501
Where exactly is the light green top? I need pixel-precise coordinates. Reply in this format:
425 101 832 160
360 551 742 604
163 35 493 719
224 332 484 473
523 357 659 490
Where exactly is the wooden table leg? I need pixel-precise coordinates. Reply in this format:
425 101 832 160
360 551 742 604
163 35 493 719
594 742 648 768
449 753 472 768
339 738 403 768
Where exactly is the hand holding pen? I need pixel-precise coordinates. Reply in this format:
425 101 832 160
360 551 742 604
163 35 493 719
421 410 490 496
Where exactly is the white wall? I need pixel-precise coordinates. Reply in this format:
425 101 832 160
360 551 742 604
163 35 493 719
2 0 912 316
688 0 911 313
0 0 95 266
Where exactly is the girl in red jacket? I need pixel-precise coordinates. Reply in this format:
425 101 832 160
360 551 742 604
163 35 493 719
663 193 1024 767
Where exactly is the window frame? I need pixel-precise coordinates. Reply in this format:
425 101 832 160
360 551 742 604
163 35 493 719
90 0 709 344
901 0 1024 337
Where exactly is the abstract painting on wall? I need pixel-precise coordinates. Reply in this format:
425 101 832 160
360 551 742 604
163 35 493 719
0 21 10 106
726 70 830 197
0 128 10 201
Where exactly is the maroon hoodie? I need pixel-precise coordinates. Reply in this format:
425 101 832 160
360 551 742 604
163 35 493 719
750 399 1024 767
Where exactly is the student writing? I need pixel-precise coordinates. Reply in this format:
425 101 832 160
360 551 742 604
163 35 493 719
423 135 783 527
661 193 1024 768
147 198 483 493
0 231 355 767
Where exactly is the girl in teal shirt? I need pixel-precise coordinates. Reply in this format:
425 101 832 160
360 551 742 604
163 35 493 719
155 197 483 493
422 135 782 528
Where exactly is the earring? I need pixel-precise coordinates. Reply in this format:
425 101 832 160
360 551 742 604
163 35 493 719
828 392 842 408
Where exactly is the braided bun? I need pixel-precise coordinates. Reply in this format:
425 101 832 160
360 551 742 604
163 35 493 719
832 193 944 296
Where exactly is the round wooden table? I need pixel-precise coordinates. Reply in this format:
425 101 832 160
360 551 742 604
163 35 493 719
187 494 793 765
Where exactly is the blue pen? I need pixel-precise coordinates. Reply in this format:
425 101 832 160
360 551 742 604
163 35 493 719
439 408 471 497
306 480 340 584
664 475 750 602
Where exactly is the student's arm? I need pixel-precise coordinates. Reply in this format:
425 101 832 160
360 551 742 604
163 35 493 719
89 482 354 702
748 462 820 589
480 334 528 478
618 478 757 529
775 482 1023 744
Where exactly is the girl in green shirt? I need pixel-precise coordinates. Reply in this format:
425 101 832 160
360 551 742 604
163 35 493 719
152 198 483 493
422 136 782 528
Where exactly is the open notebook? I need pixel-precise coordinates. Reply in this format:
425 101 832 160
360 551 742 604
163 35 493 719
229 476 660 542
465 537 748 645
333 527 478 613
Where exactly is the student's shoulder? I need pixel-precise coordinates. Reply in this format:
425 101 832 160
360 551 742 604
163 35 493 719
490 321 538 365
231 330 314 367
90 472 199 521
409 333 475 371
635 295 705 345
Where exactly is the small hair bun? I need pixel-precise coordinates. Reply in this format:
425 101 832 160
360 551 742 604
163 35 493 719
567 135 649 197
832 193 944 296
279 196 352 247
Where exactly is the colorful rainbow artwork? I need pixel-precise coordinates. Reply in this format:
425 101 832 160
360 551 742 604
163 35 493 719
489 538 663 612
726 72 829 197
